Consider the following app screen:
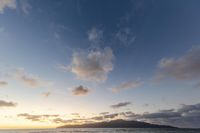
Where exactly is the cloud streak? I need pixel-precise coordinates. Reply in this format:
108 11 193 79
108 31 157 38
0 100 17 107
111 80 142 92
111 102 131 109
18 113 59 122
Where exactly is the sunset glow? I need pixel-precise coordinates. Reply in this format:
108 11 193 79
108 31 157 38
0 0 200 129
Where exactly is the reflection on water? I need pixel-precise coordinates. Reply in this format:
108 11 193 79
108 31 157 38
0 128 199 133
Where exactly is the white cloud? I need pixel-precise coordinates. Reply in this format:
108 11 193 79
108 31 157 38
156 47 200 81
0 0 16 14
111 80 142 92
69 47 114 82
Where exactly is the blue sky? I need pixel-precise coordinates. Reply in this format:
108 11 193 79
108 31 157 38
0 0 200 129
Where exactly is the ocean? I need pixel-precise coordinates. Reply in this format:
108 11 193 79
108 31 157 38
0 128 199 133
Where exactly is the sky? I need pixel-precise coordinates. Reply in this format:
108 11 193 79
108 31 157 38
0 0 200 129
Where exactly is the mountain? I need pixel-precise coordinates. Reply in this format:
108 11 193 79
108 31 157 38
58 119 176 128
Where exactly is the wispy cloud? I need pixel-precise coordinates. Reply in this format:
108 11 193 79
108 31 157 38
42 92 51 98
155 47 200 84
0 0 16 14
72 85 90 96
19 0 31 15
111 80 142 92
0 81 8 87
0 100 17 107
53 118 72 124
69 47 114 82
110 102 131 109
12 69 52 88
18 113 59 122
88 27 104 46
116 27 136 46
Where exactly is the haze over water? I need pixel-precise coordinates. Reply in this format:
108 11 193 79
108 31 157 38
0 128 200 133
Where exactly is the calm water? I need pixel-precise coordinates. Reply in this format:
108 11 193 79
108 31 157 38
0 128 199 133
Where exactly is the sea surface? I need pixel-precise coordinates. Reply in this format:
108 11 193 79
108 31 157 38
0 128 200 133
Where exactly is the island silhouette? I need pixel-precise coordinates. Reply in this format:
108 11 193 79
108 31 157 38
58 119 176 128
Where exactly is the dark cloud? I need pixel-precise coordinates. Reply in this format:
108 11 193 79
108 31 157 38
18 113 59 122
17 103 200 128
91 116 104 121
126 103 200 128
72 85 90 96
0 100 17 107
156 47 200 82
99 112 109 115
104 113 119 119
111 102 131 108
53 118 72 124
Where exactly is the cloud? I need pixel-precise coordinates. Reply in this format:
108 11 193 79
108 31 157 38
156 47 200 82
104 113 119 119
110 102 131 109
72 85 90 96
16 103 200 128
126 103 200 128
42 92 51 98
0 100 17 107
69 47 114 82
53 118 72 124
71 113 80 118
116 27 136 46
0 0 16 14
88 27 104 46
99 112 109 115
19 0 31 15
12 69 51 88
91 116 104 121
0 81 8 87
18 113 59 122
111 80 142 92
